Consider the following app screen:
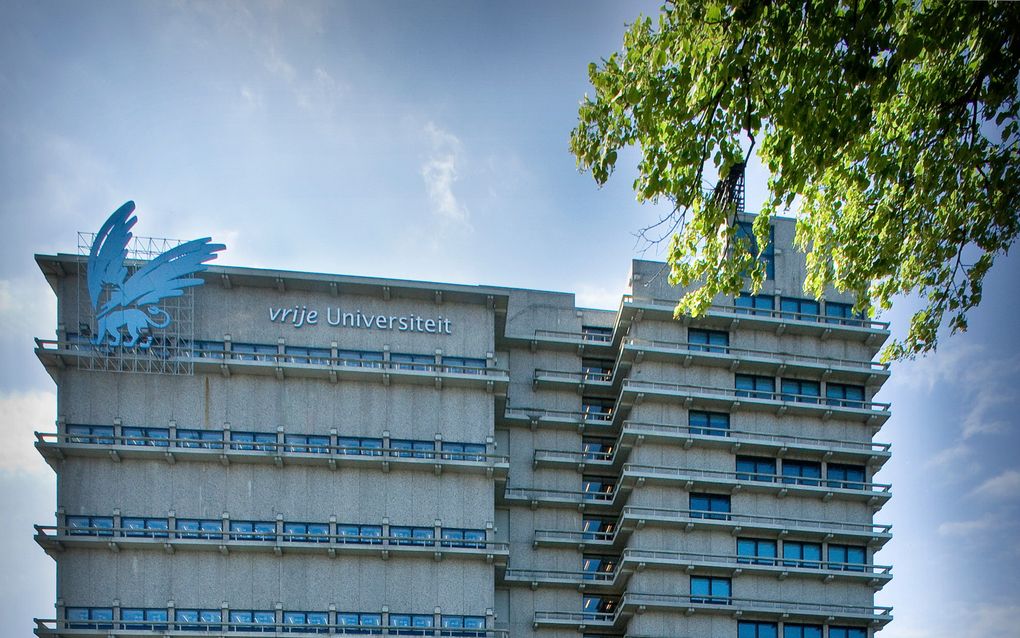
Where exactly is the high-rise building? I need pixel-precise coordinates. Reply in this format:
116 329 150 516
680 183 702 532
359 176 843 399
32 211 892 637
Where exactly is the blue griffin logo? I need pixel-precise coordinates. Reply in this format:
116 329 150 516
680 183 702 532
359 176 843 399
87 201 225 349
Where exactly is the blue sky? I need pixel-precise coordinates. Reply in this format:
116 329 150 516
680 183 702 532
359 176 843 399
1 2 1018 635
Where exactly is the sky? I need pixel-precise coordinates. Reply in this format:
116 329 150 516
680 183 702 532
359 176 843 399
1 2 1018 635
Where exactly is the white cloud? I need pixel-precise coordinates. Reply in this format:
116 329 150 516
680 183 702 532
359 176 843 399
972 469 1020 500
937 515 996 537
420 122 471 227
0 390 56 476
0 277 57 341
962 603 1020 638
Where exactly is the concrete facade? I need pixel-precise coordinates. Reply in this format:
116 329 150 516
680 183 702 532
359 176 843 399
33 214 892 637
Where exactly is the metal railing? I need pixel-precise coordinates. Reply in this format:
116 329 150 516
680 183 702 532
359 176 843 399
621 379 891 412
503 407 614 423
620 295 890 331
33 618 504 636
534 507 892 545
533 329 614 344
35 524 508 552
34 339 508 378
533 369 613 383
35 432 509 466
622 463 891 495
622 337 889 372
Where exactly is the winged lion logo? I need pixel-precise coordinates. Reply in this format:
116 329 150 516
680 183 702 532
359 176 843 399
87 201 225 349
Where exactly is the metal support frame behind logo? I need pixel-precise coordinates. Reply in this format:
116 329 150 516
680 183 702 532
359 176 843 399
74 232 196 375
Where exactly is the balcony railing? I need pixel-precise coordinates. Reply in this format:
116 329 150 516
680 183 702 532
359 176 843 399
35 524 508 556
622 463 891 498
35 432 509 472
33 618 505 637
622 337 889 373
535 506 892 546
534 329 614 344
621 295 891 331
621 379 891 414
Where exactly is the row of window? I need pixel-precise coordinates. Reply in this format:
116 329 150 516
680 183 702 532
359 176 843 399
193 341 487 373
736 538 868 570
65 607 485 633
63 515 486 547
736 456 867 489
63 425 487 460
740 622 866 638
736 374 867 407
734 292 867 325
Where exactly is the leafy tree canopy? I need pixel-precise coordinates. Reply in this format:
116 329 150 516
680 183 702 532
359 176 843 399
570 0 1019 360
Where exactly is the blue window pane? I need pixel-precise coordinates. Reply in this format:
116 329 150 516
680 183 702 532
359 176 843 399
337 613 359 625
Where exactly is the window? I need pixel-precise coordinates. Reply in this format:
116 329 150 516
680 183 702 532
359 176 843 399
582 477 615 501
735 374 775 400
391 613 434 635
736 221 775 279
283 522 329 543
783 624 822 638
582 437 615 461
689 328 729 353
337 436 384 456
826 383 866 408
780 297 820 321
337 523 382 544
66 515 114 536
825 302 863 325
336 349 384 368
581 359 613 382
229 431 277 452
193 340 225 359
442 615 486 636
737 538 777 565
283 345 331 365
780 378 820 404
392 352 435 371
828 544 867 571
582 517 616 541
440 528 486 548
581 325 613 342
336 612 381 630
690 493 731 520
734 293 775 315
122 516 170 538
65 607 114 630
229 520 276 541
783 541 822 568
581 398 614 422
739 621 778 638
736 456 776 482
582 554 618 580
67 424 114 445
122 426 169 447
582 595 617 619
690 575 731 604
177 428 224 449
228 610 275 631
284 434 329 454
231 342 277 362
174 609 222 630
827 463 866 490
781 459 821 486
689 410 730 436
442 441 486 462
829 628 867 638
391 526 435 546
122 608 168 630
391 439 436 459
443 356 486 374
282 611 329 632
176 518 223 540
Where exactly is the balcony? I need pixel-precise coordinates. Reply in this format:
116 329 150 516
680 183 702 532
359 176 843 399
618 295 891 345
34 523 509 563
501 485 625 511
531 420 891 474
34 431 509 479
502 548 891 592
618 337 890 387
534 506 892 551
33 338 509 393
535 591 892 630
33 618 507 637
619 379 891 425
